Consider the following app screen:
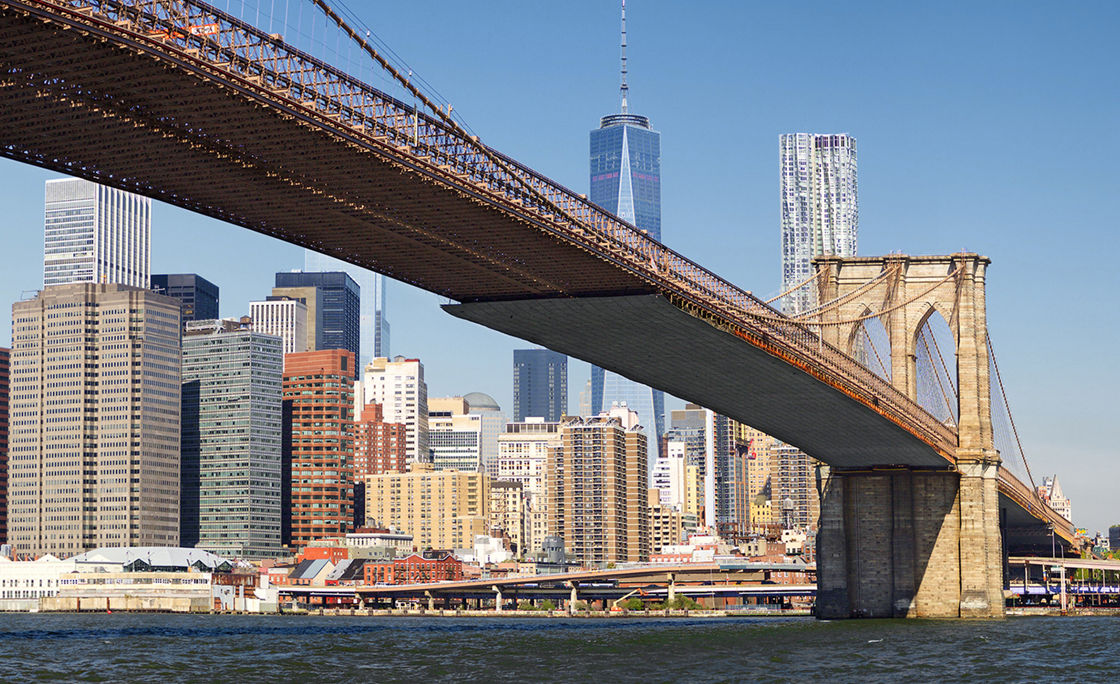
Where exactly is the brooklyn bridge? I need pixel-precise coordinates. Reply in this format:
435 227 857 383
0 0 1075 617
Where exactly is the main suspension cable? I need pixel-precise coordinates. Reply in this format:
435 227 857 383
987 333 1038 494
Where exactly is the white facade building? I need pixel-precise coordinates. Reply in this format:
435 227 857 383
653 442 688 511
303 249 390 362
1039 475 1072 522
344 529 413 555
0 555 76 605
464 392 506 479
43 177 151 288
250 298 309 356
498 418 559 556
460 535 514 565
497 418 560 501
428 397 484 472
354 356 428 465
779 133 858 314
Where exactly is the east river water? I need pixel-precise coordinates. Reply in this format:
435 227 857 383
0 613 1116 682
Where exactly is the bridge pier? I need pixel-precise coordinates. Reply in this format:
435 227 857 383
816 461 1003 618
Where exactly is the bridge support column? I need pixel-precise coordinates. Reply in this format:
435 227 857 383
956 454 1004 618
816 462 1003 618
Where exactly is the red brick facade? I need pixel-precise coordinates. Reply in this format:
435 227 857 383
353 402 407 476
298 545 349 564
363 552 464 585
283 350 355 548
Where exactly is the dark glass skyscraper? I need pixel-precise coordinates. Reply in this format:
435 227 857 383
304 250 390 363
513 349 567 421
589 0 665 461
151 273 219 323
274 271 361 373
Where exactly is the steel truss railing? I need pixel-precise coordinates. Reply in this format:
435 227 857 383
999 469 1076 541
28 0 957 454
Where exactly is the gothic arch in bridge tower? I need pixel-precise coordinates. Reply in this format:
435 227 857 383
911 306 959 428
811 253 1004 619
846 308 892 382
811 253 991 450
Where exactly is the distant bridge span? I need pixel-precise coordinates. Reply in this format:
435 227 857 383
0 0 1075 614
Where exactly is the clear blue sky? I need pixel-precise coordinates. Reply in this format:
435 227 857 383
0 1 1116 532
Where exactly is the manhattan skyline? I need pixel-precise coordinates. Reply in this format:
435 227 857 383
0 1 1115 532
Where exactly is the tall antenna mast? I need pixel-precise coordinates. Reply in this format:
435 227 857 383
619 0 629 113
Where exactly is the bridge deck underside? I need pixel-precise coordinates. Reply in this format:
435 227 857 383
0 5 653 301
1000 490 1073 552
447 294 951 468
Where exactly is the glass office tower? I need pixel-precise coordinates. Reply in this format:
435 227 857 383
43 178 150 288
513 349 568 422
588 22 665 461
151 273 219 323
303 250 390 364
274 271 361 366
779 133 858 314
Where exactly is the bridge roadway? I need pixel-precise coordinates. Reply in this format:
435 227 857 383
0 0 1072 542
346 563 815 605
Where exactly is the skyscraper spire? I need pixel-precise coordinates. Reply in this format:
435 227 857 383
619 0 629 113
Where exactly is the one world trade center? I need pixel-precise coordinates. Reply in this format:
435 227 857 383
588 0 665 461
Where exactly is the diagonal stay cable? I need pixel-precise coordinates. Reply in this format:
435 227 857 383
986 333 1038 494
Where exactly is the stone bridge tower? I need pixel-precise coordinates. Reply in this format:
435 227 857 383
811 254 1003 618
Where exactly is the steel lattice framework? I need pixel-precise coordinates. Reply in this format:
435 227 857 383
0 0 1073 540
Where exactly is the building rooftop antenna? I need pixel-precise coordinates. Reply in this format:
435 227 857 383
619 0 629 114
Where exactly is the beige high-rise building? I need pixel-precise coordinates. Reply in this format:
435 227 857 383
547 406 648 565
526 506 549 557
739 425 776 532
268 285 321 352
9 284 181 555
497 418 559 501
428 397 483 472
684 463 704 520
363 464 488 551
648 488 686 554
770 443 820 531
488 479 525 555
249 297 308 356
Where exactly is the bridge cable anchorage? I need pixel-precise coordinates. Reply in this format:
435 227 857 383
748 267 964 327
986 333 1040 496
303 0 598 253
790 263 901 320
762 267 826 305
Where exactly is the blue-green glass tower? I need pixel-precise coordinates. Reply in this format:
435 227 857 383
589 0 665 461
